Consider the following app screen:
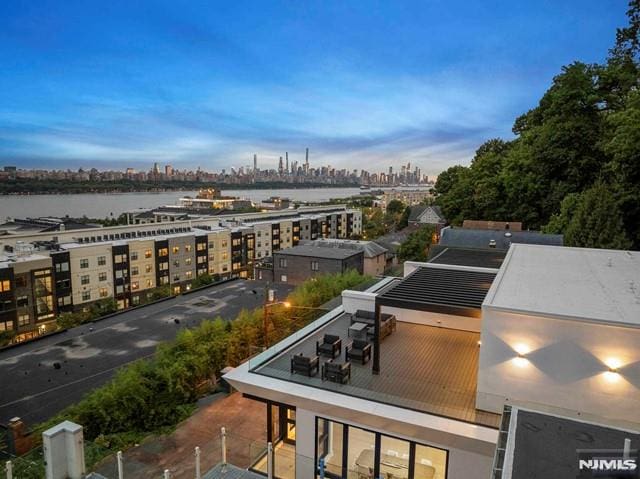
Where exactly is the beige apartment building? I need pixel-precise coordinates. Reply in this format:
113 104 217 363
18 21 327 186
206 229 232 277
64 243 114 308
127 238 156 305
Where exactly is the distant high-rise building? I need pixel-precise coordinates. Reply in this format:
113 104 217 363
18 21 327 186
285 152 289 173
165 165 173 176
253 154 257 173
153 162 160 174
304 148 309 174
278 156 284 175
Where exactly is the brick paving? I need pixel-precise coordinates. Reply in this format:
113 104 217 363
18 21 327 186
92 392 267 479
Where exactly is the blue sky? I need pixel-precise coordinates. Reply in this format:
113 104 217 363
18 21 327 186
0 0 629 175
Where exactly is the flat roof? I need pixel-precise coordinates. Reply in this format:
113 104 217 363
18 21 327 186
500 407 640 479
275 244 363 260
439 226 563 250
428 246 505 269
485 244 640 327
254 312 500 428
378 266 496 318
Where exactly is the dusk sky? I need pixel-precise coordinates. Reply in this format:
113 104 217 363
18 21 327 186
0 1 628 175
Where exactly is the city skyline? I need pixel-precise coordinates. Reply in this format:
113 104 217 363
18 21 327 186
0 1 628 175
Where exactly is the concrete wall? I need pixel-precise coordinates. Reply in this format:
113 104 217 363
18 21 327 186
342 290 376 314
383 306 482 332
477 308 640 424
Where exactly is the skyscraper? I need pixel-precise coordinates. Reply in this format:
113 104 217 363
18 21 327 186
253 154 257 173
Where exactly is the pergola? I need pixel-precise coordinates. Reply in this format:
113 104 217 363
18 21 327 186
372 266 496 374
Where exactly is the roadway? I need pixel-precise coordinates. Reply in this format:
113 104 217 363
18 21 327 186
0 280 293 426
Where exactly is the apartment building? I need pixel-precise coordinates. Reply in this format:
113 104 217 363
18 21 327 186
272 245 364 285
0 207 361 329
127 239 156 305
63 243 115 310
225 244 640 479
0 252 56 340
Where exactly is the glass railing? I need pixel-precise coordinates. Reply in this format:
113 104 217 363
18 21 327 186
248 306 345 371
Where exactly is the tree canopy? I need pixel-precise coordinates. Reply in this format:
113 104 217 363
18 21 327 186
434 1 640 250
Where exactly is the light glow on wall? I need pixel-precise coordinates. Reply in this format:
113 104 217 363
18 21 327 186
512 342 530 368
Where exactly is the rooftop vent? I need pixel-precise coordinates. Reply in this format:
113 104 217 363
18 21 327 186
489 239 497 248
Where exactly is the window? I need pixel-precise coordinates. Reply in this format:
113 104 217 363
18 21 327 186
279 258 287 268
97 256 106 266
172 246 180 254
208 253 215 262
159 276 169 285
57 295 72 307
159 262 169 271
316 418 448 479
98 272 107 282
131 281 139 291
222 252 228 260
185 271 192 279
311 261 319 271
131 266 139 276
114 254 127 264
146 279 153 288
208 242 215 249
222 265 228 272
185 258 192 265
173 260 180 268
16 295 28 307
81 275 90 285
81 291 91 301
115 270 127 279
185 245 192 252
173 274 180 282
158 248 168 257
145 249 152 259
57 278 70 289
280 274 287 282
0 320 14 331
197 256 206 264
0 280 10 292
131 295 140 306
197 243 206 251
99 287 109 298
18 313 30 327
145 264 152 273
232 238 241 247
55 262 69 273
130 251 138 261
80 259 89 269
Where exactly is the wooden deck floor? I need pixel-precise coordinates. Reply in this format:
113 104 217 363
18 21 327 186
257 314 500 428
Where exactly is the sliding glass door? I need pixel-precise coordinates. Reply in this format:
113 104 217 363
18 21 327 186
316 417 448 479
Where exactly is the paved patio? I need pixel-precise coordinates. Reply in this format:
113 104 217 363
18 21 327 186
92 392 267 479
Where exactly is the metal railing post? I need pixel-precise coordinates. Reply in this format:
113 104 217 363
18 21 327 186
5 461 13 479
164 469 171 479
117 451 124 479
194 446 201 479
267 441 274 479
221 427 227 465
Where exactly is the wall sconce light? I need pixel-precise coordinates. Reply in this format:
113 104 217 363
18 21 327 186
604 358 622 383
512 343 530 368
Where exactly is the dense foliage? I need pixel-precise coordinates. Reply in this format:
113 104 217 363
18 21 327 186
435 1 640 250
35 270 368 443
397 225 436 262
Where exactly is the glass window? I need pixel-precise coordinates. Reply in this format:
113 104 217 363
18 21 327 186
158 247 168 256
185 245 192 252
99 287 109 298
131 266 139 276
348 426 376 479
311 261 319 271
97 256 106 266
380 435 411 478
172 246 180 254
145 249 152 259
81 275 90 285
317 419 343 477
99 272 107 282
279 258 287 268
130 252 138 261
55 262 69 273
81 291 91 301
145 264 152 273
415 444 447 479
80 259 89 269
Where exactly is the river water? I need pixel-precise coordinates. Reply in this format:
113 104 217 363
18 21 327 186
0 187 364 219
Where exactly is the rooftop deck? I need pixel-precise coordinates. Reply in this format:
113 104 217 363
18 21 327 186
255 313 501 428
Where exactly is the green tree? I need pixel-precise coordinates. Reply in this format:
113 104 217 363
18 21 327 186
564 182 632 249
386 200 405 215
397 225 436 262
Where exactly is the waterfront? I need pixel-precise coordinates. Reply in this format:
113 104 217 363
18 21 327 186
0 187 363 219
